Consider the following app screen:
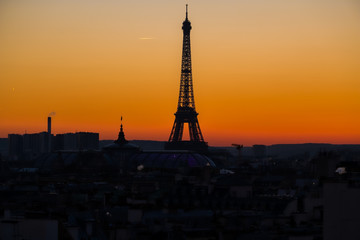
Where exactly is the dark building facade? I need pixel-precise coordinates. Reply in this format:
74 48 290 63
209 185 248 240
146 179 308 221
8 134 23 160
8 132 51 160
53 132 99 151
8 132 99 160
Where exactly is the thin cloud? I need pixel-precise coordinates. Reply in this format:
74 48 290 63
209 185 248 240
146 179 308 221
139 37 155 40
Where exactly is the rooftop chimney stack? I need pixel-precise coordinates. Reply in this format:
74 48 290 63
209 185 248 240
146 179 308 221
48 117 51 135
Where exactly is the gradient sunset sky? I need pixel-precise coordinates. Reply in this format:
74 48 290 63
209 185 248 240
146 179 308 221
1 0 359 146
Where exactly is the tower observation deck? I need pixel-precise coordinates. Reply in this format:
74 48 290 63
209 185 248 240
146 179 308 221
165 5 208 152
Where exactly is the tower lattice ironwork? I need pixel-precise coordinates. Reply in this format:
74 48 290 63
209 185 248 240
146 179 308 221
165 5 208 152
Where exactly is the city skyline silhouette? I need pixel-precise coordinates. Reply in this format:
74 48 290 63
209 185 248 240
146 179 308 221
0 1 359 146
1 3 360 240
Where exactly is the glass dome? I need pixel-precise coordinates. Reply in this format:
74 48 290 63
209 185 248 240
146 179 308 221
129 151 216 169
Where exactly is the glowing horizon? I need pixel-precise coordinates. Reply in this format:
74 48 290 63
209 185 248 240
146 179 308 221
1 0 359 146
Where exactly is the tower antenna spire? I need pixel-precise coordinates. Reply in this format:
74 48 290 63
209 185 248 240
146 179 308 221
186 4 188 19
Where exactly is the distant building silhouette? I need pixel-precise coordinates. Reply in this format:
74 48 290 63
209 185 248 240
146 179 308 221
8 134 23 160
54 132 99 151
9 132 51 160
9 131 99 160
23 132 51 156
8 117 99 160
165 5 208 152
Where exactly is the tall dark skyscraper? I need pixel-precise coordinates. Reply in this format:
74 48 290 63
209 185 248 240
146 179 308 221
165 5 208 152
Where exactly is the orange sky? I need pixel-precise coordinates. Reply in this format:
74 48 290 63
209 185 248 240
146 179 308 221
0 0 359 146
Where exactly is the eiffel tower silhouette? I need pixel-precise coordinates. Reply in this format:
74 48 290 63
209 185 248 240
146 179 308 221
165 5 208 152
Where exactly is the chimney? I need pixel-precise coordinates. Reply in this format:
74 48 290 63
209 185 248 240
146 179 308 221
48 117 51 134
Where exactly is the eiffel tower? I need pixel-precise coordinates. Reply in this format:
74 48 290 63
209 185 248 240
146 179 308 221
165 5 208 152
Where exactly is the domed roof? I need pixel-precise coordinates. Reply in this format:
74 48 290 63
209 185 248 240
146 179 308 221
129 151 216 169
103 123 139 151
